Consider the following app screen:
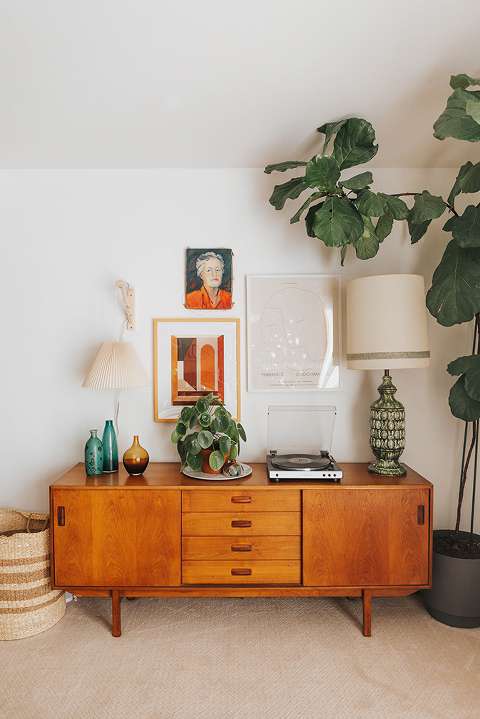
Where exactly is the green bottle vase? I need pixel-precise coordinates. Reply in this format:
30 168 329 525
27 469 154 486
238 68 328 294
102 420 118 473
85 429 103 476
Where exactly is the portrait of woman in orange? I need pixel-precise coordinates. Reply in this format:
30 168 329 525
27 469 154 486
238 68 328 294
185 249 233 310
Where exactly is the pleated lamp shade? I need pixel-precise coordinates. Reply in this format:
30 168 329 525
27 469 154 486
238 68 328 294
82 342 150 389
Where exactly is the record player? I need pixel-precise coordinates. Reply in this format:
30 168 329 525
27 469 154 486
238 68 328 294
266 405 342 482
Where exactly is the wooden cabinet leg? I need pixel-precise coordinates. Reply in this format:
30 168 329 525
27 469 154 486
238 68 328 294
362 589 372 637
112 590 122 637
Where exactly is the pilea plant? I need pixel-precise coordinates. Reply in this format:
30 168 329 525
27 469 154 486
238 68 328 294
265 116 445 264
171 393 246 472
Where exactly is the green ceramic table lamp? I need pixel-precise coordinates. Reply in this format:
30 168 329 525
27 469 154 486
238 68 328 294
346 274 430 476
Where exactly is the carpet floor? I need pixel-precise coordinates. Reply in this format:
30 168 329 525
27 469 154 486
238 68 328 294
1 594 479 719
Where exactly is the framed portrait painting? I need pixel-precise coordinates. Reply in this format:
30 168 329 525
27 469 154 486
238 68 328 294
246 275 341 391
154 318 240 422
185 248 233 310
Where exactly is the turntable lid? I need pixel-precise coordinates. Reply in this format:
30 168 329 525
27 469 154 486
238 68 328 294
267 405 336 455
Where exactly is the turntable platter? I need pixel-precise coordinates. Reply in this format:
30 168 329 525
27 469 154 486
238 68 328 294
270 453 332 471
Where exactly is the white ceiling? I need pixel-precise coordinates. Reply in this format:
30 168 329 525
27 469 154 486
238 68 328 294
2 0 480 169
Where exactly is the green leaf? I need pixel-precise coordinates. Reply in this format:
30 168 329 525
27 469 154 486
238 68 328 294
195 396 210 414
184 433 201 455
450 74 480 90
375 215 394 242
448 162 473 206
180 406 192 423
209 450 227 471
226 419 239 442
171 428 181 444
289 192 325 224
448 205 480 247
408 191 446 224
458 161 480 193
213 413 230 433
340 244 348 265
449 375 480 422
218 435 231 456
354 189 385 218
434 88 480 141
353 215 380 260
198 412 212 428
268 177 308 210
447 355 480 376
332 118 379 170
304 154 341 192
317 120 348 152
408 219 431 244
305 203 323 237
465 359 480 401
186 452 203 472
426 240 480 326
311 196 365 247
197 429 214 449
264 161 308 174
237 423 247 442
465 97 480 124
376 193 410 220
339 171 373 191
229 444 238 461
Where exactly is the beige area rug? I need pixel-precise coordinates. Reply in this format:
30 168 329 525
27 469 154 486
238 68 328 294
1 594 479 719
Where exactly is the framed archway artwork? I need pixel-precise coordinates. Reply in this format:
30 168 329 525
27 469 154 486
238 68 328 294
154 318 240 422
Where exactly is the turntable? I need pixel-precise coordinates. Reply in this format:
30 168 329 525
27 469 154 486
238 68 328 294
266 405 342 482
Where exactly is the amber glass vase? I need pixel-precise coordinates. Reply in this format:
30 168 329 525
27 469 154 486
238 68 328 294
123 436 149 476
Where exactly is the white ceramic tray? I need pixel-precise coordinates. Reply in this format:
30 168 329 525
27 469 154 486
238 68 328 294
182 463 252 481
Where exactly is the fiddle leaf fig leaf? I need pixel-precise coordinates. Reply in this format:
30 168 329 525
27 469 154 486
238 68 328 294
434 88 480 141
448 205 480 247
354 189 385 218
447 355 480 376
376 193 409 220
264 161 308 174
353 215 380 260
269 177 308 210
408 219 431 244
458 161 480 193
289 192 325 224
465 360 480 401
340 244 348 266
408 191 446 224
426 240 480 326
450 74 480 90
317 120 348 152
339 171 373 191
304 154 341 192
311 195 364 247
449 375 480 422
305 202 323 237
448 161 473 205
466 97 480 124
332 118 379 170
375 215 394 242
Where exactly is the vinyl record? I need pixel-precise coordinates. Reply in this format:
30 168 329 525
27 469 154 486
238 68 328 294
270 453 332 471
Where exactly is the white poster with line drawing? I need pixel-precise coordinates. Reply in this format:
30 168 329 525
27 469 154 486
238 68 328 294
247 275 340 391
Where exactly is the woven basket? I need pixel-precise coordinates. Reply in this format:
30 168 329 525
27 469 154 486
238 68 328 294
0 510 65 640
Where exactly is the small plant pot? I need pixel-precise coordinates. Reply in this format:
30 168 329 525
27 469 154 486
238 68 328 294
200 449 229 474
421 529 480 628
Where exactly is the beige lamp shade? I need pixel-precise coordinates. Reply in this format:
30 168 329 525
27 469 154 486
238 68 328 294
82 341 150 389
346 274 430 371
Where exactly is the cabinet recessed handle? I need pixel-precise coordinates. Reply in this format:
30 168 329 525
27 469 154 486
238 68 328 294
231 568 252 576
417 505 425 525
231 544 252 552
231 496 251 503
231 520 252 528
57 506 65 526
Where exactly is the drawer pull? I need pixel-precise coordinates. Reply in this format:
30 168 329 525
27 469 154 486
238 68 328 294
231 568 252 576
231 544 252 552
57 506 65 526
231 496 252 504
231 520 252 528
417 505 425 525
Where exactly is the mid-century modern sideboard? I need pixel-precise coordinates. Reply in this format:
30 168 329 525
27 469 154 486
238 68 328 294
49 462 433 637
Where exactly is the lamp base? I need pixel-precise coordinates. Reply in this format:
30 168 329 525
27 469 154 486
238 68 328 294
368 372 406 477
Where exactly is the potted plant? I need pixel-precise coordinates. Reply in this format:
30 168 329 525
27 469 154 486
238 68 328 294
171 393 246 474
414 73 480 627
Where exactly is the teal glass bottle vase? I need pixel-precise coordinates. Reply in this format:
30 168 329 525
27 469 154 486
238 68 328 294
85 430 104 476
102 420 118 473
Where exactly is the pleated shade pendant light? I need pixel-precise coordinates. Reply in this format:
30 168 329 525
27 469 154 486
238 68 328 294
82 341 150 389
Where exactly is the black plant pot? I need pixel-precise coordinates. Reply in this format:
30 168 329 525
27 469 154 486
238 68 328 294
421 529 480 628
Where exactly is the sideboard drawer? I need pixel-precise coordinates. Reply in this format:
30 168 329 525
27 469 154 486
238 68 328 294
182 512 301 536
182 489 301 513
182 535 301 561
182 560 302 585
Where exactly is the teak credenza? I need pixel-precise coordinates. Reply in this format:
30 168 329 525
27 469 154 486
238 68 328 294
49 462 433 637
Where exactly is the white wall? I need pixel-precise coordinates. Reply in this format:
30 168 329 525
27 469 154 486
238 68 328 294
0 167 472 532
